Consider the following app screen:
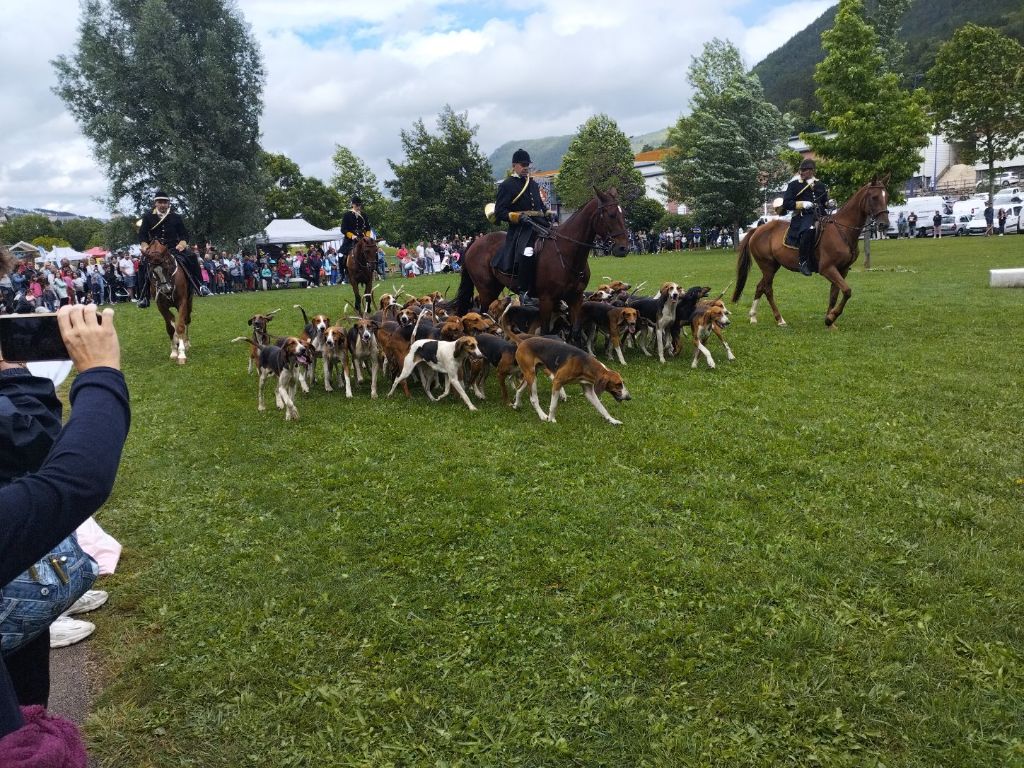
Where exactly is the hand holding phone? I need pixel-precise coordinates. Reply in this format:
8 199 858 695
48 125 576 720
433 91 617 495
57 305 120 372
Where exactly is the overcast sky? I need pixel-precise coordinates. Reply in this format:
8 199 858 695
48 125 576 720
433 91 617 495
0 0 836 219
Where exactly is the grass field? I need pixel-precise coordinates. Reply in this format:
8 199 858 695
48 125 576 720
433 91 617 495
85 236 1023 767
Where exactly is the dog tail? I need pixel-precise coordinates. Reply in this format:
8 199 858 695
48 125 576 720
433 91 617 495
733 236 752 303
293 304 310 326
231 336 258 348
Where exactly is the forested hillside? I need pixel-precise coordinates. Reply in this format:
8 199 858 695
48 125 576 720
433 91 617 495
753 0 1024 126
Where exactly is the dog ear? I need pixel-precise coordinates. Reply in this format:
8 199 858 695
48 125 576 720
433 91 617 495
594 373 608 396
248 316 255 326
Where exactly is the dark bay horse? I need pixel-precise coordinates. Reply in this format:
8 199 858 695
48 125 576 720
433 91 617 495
145 241 193 363
456 187 630 337
345 235 378 315
733 176 891 328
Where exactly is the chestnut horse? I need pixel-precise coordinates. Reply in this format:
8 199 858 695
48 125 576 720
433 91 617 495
345 235 377 315
455 187 630 338
144 241 193 364
733 176 891 328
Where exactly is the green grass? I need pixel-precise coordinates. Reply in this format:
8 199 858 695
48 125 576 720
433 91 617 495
85 236 1024 767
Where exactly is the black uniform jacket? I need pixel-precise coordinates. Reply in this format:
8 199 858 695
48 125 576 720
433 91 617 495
138 208 189 248
341 209 371 254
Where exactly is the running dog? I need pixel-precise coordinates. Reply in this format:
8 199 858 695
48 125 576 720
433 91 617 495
232 336 310 421
387 336 484 411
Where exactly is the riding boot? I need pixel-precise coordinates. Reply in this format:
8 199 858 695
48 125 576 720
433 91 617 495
798 232 814 277
517 246 537 302
136 262 151 308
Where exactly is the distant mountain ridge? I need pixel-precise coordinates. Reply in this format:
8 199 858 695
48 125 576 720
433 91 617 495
486 128 669 180
753 0 1024 118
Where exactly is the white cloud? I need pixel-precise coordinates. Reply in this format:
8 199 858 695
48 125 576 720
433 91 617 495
0 0 836 222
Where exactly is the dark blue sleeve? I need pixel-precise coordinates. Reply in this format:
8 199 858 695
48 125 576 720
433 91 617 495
0 369 62 483
0 367 130 588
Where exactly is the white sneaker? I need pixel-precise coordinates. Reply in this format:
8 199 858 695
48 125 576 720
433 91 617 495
50 617 96 648
64 589 108 616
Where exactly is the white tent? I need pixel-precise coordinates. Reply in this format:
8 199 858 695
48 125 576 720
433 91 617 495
253 218 340 245
36 246 88 264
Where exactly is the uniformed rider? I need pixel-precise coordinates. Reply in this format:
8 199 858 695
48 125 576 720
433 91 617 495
340 196 372 260
779 158 829 276
137 190 201 308
493 148 550 302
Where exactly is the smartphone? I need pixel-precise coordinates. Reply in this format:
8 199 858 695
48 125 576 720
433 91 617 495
0 313 70 362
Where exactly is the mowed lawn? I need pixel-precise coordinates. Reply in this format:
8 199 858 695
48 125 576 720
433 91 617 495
86 236 1023 767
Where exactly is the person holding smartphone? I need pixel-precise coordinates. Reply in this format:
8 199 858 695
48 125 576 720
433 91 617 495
0 288 130 756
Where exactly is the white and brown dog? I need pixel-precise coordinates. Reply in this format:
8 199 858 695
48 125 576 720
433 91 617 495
688 299 734 369
232 336 311 421
344 316 381 398
293 304 330 391
513 336 630 425
387 336 484 411
320 325 348 393
629 282 684 363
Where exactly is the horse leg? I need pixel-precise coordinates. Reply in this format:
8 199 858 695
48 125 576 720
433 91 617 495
822 266 852 328
175 303 188 364
754 262 787 326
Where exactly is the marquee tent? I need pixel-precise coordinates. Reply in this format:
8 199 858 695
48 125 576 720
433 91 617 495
35 246 88 264
252 218 340 245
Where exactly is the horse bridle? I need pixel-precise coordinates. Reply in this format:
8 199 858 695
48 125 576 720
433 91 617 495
539 200 627 253
824 186 889 249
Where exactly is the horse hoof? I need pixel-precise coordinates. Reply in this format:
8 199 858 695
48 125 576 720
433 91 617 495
177 357 186 365
749 317 758 324
777 320 787 327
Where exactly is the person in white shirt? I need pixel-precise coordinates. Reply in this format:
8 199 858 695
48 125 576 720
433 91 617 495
117 255 135 300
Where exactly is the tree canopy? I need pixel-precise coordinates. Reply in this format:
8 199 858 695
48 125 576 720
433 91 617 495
53 0 266 243
553 114 645 211
385 106 494 243
928 24 1024 202
259 152 344 231
804 0 930 201
663 39 791 237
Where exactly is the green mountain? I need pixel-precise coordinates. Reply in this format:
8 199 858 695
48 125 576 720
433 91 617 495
486 128 669 180
753 0 1024 122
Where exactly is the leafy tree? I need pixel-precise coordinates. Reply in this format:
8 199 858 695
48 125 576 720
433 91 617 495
869 0 912 74
658 212 695 232
627 196 665 233
0 214 57 245
31 237 72 250
928 24 1024 202
663 39 791 240
804 0 930 202
260 152 344 230
554 114 644 210
58 218 105 251
53 0 266 243
102 215 140 252
386 105 495 243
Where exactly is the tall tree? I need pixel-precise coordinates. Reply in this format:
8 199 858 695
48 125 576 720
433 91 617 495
260 152 344 231
331 145 394 240
804 0 930 202
53 0 266 243
663 39 791 239
869 0 912 74
928 24 1024 203
386 105 494 243
554 114 644 210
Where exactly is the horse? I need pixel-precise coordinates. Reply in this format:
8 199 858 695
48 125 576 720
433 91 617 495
144 241 193 364
455 187 630 339
345 235 378 315
733 176 891 328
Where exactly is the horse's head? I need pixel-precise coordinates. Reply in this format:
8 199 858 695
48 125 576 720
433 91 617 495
863 175 892 228
144 240 174 268
592 188 630 257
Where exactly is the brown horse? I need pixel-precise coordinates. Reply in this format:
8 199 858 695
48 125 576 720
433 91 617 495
456 187 630 338
345 235 377 315
733 176 891 328
144 241 193 364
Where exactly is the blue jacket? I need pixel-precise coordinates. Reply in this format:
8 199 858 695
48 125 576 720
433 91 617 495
0 367 130 738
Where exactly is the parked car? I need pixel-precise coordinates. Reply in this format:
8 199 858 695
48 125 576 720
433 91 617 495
939 215 960 237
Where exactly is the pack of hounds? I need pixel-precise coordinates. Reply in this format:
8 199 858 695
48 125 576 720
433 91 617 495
231 280 733 426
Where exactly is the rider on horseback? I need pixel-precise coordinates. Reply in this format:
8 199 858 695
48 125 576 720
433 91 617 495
340 196 372 261
779 159 829 277
136 190 202 308
493 148 551 303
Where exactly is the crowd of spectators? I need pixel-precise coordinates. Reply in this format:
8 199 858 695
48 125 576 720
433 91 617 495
629 225 735 253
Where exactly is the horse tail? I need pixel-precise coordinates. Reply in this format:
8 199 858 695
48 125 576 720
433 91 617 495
733 235 752 303
455 256 475 315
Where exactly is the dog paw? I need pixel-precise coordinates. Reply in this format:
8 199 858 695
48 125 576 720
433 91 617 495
258 405 266 412
607 418 623 426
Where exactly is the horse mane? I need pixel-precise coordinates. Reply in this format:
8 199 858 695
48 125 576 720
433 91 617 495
835 178 885 218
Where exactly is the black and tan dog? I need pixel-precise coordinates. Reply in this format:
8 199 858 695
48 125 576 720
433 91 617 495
513 336 630 425
232 336 311 421
469 332 521 403
243 308 281 374
578 301 640 365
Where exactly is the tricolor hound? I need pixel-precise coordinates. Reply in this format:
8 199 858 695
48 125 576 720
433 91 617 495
232 336 310 421
513 336 630 425
387 336 484 411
